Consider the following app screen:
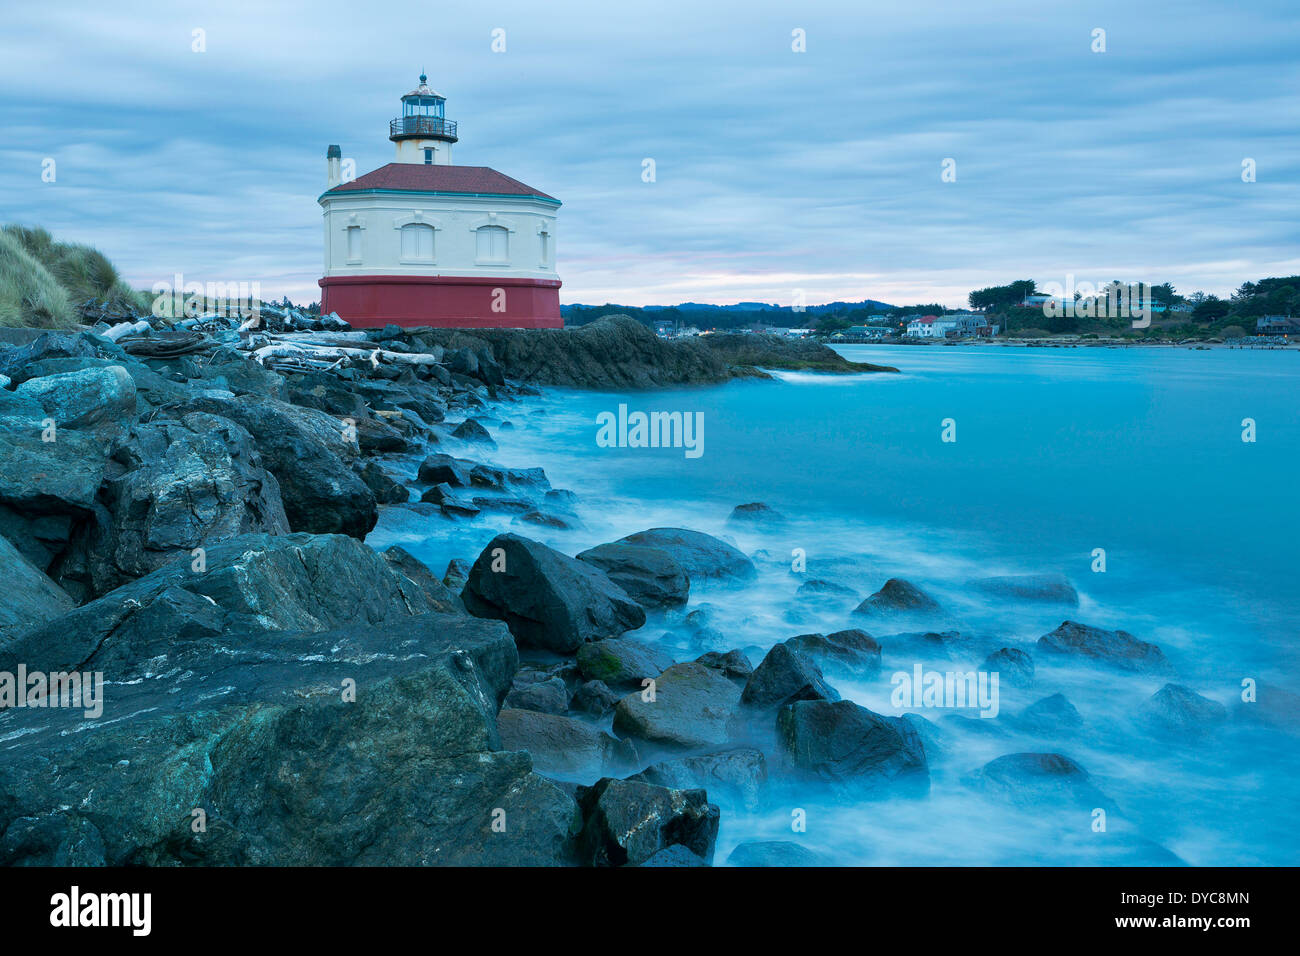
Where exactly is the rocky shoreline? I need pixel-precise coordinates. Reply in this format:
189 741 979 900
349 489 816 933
0 314 1266 866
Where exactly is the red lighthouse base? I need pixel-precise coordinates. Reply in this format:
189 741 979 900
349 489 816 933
318 275 562 329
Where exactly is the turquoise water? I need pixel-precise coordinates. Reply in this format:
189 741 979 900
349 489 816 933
372 343 1300 866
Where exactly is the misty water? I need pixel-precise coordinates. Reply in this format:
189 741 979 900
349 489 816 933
371 344 1299 866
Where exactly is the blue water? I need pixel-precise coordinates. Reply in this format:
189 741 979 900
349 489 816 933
371 343 1300 866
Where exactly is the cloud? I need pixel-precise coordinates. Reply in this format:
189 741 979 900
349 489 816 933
0 0 1295 308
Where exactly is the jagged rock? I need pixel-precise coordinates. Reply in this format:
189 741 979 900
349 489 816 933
576 542 690 609
628 747 767 810
498 708 637 780
176 393 376 538
460 534 646 653
381 545 460 613
741 642 839 710
1037 621 1173 675
613 528 756 581
784 629 881 679
776 699 929 796
356 460 409 504
574 778 719 867
726 841 828 867
417 453 473 487
14 365 137 446
0 533 443 678
471 495 533 514
965 753 1115 812
612 662 743 750
55 411 291 599
504 676 569 714
638 844 710 867
571 679 620 716
451 418 495 446
576 638 675 689
726 502 786 527
982 647 1035 688
968 573 1079 605
469 464 549 491
514 510 579 530
0 614 581 865
795 578 859 602
1017 693 1084 733
1138 684 1227 736
442 558 471 592
0 534 74 640
853 578 942 616
694 649 753 682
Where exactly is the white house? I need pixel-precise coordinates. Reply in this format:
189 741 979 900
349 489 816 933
318 74 562 328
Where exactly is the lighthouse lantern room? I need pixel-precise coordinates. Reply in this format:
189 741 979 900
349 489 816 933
318 74 562 329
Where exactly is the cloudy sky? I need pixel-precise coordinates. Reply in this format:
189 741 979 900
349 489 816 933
2 0 1297 308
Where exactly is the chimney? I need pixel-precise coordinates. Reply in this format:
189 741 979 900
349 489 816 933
327 144 342 188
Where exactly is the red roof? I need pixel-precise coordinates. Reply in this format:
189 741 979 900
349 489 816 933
325 163 558 202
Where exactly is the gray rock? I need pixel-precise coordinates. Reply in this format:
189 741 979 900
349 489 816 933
381 545 460 613
726 841 829 867
576 542 690 609
417 453 473 487
612 662 743 750
576 638 676 689
0 533 74 640
968 573 1079 605
965 753 1115 812
694 648 754 682
982 647 1035 688
1017 693 1084 733
451 418 495 446
741 642 840 710
638 844 710 867
726 502 786 527
1037 621 1173 675
853 578 942 616
614 527 756 581
628 747 767 810
784 629 881 679
575 777 719 866
498 708 637 780
776 699 929 796
504 676 570 714
1138 684 1227 736
571 679 620 716
461 534 646 653
442 558 471 592
15 365 137 446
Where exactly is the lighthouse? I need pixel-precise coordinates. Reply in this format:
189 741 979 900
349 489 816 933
317 74 562 329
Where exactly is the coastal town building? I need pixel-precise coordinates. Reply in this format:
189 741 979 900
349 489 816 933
317 75 562 329
1256 315 1299 336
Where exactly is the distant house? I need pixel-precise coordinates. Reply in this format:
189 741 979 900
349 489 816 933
1167 303 1194 313
1256 315 1300 336
947 312 989 337
844 325 892 339
906 314 959 338
653 319 675 338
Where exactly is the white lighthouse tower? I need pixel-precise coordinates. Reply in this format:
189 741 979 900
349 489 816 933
318 73 562 329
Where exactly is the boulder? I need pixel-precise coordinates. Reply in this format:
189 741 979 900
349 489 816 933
726 502 786 528
576 542 690 609
741 643 840 710
1017 693 1083 734
965 753 1114 812
853 578 942 616
968 573 1079 605
776 699 929 796
515 510 579 531
628 747 767 810
469 464 550 491
574 778 719 867
784 629 881 679
612 662 743 750
0 534 74 639
0 533 444 678
0 613 581 866
726 841 828 867
982 647 1035 688
1138 684 1227 736
504 676 570 714
177 393 377 538
460 534 646 653
14 365 137 446
1037 621 1173 675
694 648 754 683
417 453 473 487
638 844 710 867
451 418 496 446
570 679 621 716
356 460 409 504
381 545 461 613
442 558 471 592
576 638 676 689
613 528 756 581
795 578 859 602
498 708 637 780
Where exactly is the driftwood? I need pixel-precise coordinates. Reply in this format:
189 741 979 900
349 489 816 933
248 342 442 368
102 320 152 341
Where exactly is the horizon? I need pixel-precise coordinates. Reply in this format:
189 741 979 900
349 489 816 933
3 0 1297 309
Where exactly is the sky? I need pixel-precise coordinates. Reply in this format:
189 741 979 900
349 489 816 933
1 0 1297 309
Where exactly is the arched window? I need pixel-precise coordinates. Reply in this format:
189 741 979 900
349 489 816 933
476 225 508 263
400 223 434 261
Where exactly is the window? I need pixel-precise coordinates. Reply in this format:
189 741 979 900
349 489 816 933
539 228 551 267
424 148 433 165
476 225 508 263
400 223 434 261
346 226 361 262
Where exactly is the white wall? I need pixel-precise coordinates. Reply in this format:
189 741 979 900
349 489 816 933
394 138 453 165
320 192 558 279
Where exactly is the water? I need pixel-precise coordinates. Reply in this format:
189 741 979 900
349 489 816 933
370 343 1300 866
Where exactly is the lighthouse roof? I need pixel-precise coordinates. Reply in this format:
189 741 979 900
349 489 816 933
323 163 559 203
403 73 444 99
